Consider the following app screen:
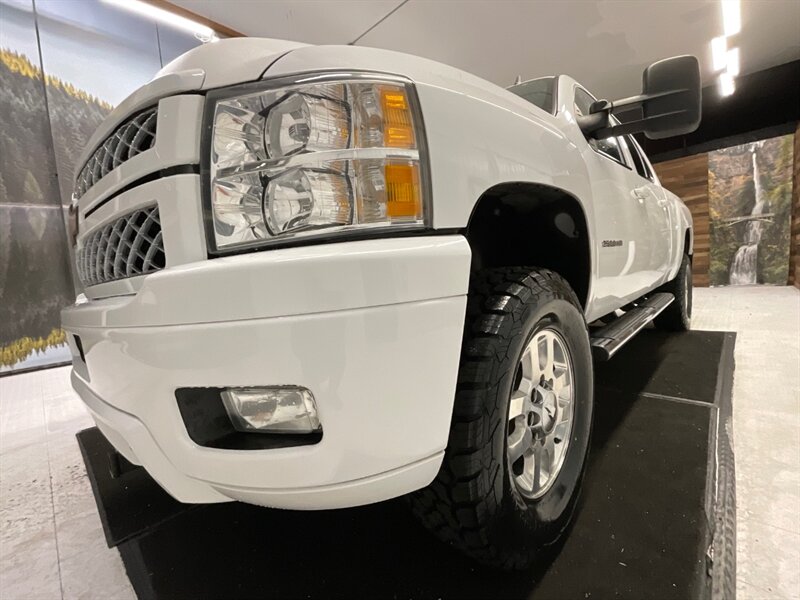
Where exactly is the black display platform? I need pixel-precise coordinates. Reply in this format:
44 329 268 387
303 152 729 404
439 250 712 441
77 329 737 600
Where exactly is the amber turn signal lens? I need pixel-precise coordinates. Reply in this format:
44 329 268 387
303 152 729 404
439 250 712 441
385 163 421 219
380 86 416 148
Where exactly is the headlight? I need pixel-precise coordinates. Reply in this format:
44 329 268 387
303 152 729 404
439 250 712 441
205 75 428 253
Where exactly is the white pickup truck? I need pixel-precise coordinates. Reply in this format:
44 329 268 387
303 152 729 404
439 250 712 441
62 38 699 569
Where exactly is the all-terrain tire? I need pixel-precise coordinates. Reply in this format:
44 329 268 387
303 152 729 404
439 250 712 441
654 254 692 331
409 267 594 570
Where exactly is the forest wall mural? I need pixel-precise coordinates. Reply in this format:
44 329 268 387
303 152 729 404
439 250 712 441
709 135 794 286
0 0 202 374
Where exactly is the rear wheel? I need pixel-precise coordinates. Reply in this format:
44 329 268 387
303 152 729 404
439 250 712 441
409 267 594 569
654 254 692 331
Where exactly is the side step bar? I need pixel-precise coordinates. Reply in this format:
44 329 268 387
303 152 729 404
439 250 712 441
590 292 674 361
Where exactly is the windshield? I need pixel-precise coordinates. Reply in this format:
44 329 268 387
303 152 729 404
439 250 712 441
507 77 556 115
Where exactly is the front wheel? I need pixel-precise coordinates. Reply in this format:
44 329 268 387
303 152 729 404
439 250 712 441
409 267 594 570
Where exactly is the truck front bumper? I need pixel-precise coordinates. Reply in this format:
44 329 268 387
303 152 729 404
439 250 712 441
62 235 470 509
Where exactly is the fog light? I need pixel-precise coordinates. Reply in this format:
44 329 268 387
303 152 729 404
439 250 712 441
221 386 321 434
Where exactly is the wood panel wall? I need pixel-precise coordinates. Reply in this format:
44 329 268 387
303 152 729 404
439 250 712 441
790 123 800 288
150 1 244 37
653 154 711 287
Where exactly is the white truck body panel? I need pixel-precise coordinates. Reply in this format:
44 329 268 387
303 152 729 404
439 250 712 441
64 237 469 509
62 38 693 509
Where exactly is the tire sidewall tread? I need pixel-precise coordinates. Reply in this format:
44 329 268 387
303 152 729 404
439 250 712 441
410 266 594 569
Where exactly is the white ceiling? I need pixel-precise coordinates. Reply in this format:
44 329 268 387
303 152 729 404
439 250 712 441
172 0 800 98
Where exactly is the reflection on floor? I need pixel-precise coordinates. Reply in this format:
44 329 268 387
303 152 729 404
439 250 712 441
0 343 70 375
0 360 132 599
0 286 798 599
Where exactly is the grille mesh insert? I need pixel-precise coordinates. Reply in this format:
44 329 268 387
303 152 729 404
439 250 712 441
76 206 165 287
75 107 157 199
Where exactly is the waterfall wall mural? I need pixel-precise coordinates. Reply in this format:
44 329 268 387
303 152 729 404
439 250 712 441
708 134 794 286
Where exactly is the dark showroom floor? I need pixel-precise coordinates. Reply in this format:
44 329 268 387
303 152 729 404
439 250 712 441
1 286 798 600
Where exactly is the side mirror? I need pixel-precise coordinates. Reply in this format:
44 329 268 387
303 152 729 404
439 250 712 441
579 55 702 140
641 55 702 139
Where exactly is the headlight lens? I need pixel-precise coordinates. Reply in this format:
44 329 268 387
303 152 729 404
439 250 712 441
266 91 350 158
266 169 351 234
207 77 427 252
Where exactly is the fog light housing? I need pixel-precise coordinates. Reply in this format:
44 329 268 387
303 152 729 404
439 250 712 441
221 386 321 434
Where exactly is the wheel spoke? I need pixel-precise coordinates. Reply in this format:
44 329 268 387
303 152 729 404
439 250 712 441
545 334 556 379
543 436 556 476
508 390 530 420
518 375 535 397
554 421 570 443
508 426 532 463
535 334 546 375
558 396 572 423
521 345 539 384
553 368 570 395
532 444 542 491
516 449 534 493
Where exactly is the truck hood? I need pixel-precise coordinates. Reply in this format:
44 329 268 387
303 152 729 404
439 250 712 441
76 38 307 175
155 37 308 89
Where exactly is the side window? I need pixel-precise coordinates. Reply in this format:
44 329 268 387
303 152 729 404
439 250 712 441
594 136 626 166
626 135 654 181
574 87 627 167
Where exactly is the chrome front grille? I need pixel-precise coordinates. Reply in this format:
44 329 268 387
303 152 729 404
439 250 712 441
76 206 165 287
75 107 158 199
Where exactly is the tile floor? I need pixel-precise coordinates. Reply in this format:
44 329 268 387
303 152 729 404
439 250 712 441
0 285 798 600
692 286 800 600
0 363 133 600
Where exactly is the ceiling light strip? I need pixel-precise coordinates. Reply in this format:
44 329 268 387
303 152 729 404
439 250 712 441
711 0 740 96
718 73 735 97
711 36 728 71
101 0 218 40
722 0 741 36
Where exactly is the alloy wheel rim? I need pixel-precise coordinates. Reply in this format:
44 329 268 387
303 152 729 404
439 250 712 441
507 327 575 499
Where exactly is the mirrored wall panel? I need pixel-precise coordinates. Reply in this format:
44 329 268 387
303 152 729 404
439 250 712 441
1 0 204 374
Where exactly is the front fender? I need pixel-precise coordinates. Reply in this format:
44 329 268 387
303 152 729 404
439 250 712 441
264 45 595 232
679 200 694 255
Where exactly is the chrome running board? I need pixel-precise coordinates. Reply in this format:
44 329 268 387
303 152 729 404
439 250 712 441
590 293 674 361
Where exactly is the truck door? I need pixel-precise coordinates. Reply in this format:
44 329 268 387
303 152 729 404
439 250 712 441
571 86 654 315
623 135 675 285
